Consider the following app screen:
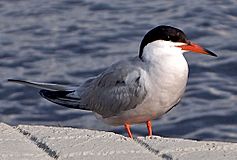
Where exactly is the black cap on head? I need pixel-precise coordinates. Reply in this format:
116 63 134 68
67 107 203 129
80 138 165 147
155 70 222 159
139 25 189 58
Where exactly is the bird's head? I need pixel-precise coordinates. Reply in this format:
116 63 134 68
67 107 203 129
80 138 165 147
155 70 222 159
139 25 217 59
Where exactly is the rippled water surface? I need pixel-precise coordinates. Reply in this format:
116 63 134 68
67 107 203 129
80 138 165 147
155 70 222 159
1 0 237 142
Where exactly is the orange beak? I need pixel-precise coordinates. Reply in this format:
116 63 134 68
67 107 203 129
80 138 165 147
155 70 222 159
177 42 217 57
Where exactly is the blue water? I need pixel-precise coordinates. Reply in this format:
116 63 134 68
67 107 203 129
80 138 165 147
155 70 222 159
1 0 237 142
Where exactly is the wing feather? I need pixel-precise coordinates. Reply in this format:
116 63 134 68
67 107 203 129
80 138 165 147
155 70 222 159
8 58 147 118
77 60 147 118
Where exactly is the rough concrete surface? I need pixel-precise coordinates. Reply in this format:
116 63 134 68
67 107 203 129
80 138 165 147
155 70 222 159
0 123 53 160
0 123 237 160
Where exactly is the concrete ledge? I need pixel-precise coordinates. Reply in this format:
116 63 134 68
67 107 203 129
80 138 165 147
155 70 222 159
0 123 237 160
0 123 53 160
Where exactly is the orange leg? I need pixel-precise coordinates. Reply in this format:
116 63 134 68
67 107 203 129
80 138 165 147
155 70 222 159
146 120 152 136
124 123 133 138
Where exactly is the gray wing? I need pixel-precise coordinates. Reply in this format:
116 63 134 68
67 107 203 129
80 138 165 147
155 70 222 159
8 59 147 118
77 61 147 118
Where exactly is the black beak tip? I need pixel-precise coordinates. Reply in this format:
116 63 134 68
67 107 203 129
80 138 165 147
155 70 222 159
205 49 218 57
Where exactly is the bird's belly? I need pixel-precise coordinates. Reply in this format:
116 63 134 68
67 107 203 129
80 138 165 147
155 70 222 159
97 91 183 126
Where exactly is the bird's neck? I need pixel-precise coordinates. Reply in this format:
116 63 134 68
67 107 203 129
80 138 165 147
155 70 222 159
141 40 184 63
141 40 188 84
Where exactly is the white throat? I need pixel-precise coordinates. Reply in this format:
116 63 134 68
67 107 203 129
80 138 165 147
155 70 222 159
142 40 185 62
141 40 188 76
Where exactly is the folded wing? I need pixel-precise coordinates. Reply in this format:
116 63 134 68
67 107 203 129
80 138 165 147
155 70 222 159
77 61 147 118
8 59 147 118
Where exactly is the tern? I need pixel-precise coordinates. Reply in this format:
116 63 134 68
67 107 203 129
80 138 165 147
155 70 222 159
8 25 217 138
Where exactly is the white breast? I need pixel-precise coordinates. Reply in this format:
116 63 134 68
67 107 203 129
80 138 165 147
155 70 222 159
140 40 188 115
